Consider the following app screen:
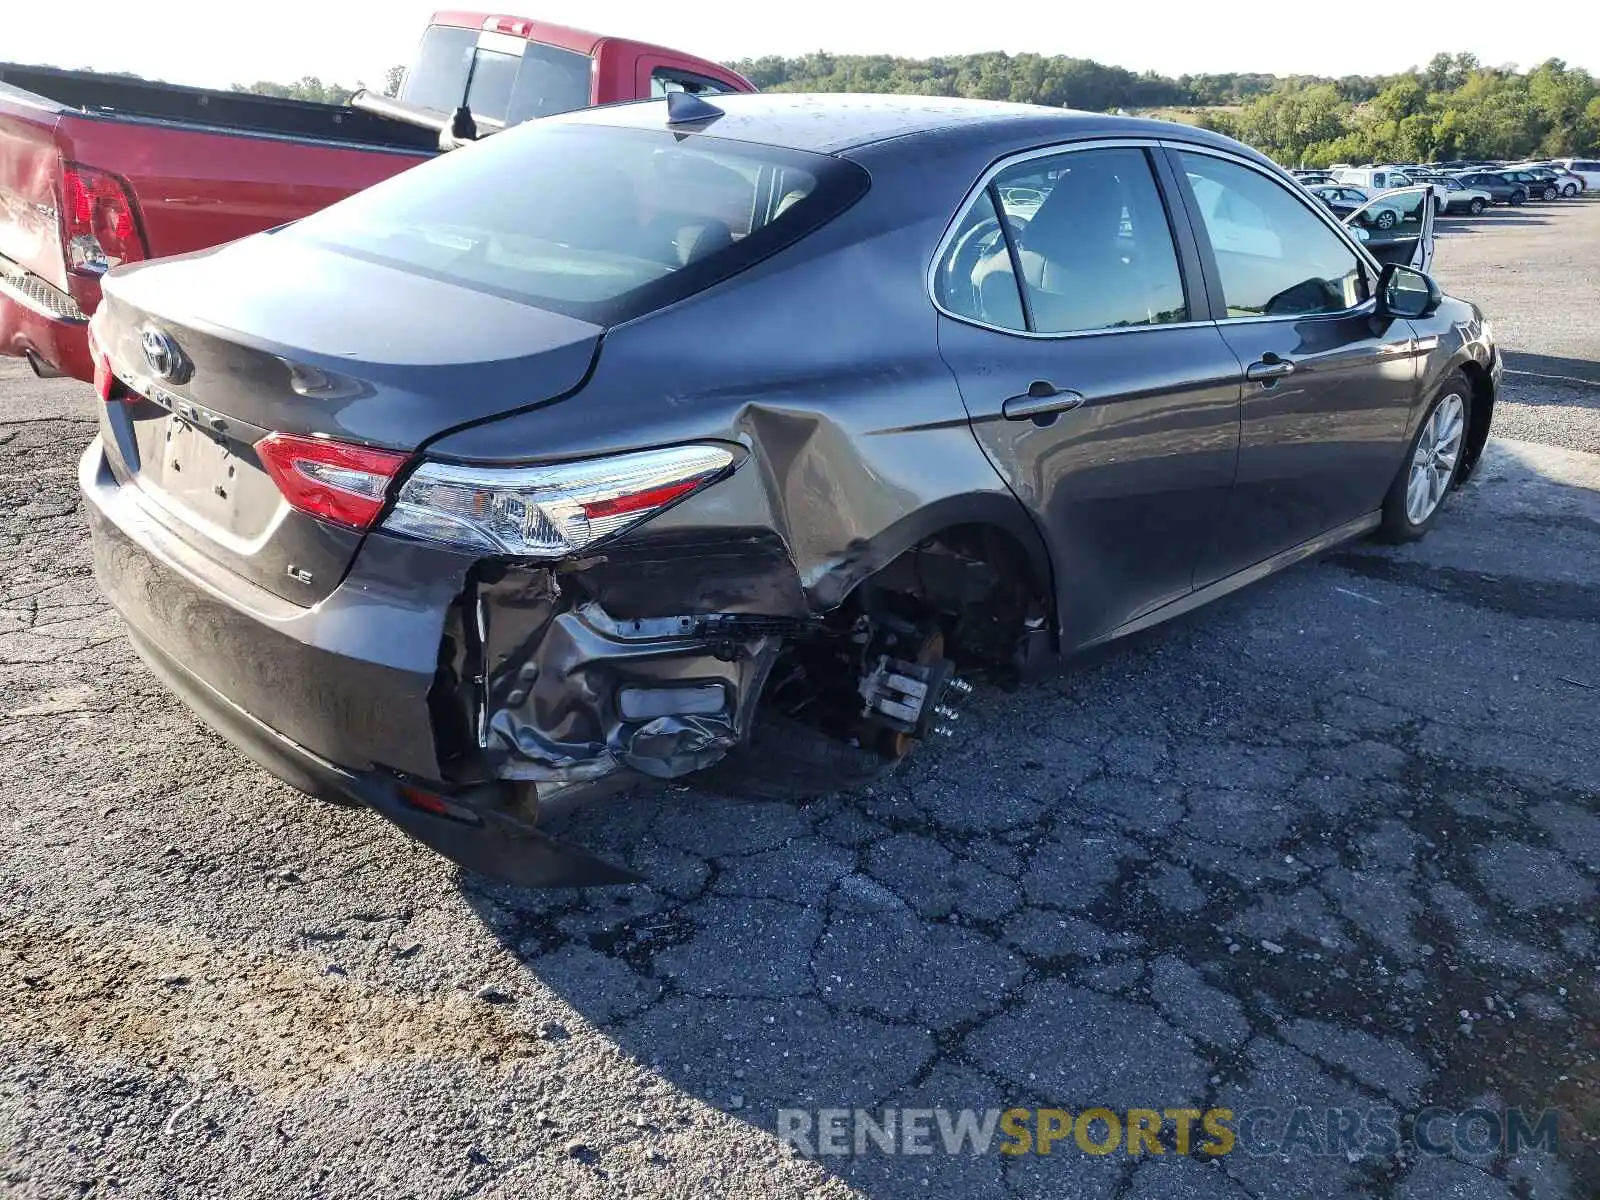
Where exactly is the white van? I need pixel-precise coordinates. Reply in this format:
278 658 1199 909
1553 158 1600 189
1332 166 1415 193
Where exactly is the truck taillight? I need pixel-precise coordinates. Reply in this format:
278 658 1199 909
86 319 115 403
257 434 411 530
61 163 147 275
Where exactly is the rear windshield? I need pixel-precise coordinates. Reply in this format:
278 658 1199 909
400 26 594 125
284 122 869 323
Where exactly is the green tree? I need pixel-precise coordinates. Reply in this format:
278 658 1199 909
231 75 355 104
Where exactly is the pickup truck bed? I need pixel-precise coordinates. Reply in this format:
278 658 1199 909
2 12 754 384
0 64 436 380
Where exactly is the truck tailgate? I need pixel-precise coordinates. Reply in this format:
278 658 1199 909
0 84 70 293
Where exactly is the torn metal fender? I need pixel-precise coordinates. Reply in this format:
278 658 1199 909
469 567 783 784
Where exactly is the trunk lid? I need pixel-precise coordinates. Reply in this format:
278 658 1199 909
94 232 602 605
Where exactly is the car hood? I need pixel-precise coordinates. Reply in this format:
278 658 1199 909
99 231 603 450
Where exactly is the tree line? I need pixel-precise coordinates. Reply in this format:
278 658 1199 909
726 50 1600 163
226 50 1599 166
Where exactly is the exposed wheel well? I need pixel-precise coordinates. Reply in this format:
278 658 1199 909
1457 359 1495 482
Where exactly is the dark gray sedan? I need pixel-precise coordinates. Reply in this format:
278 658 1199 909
82 94 1500 885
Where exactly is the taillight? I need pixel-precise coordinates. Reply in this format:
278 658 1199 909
61 163 147 274
256 433 410 530
86 319 115 403
381 444 736 557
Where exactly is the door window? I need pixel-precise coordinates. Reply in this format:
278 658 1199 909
1177 151 1369 319
937 146 1188 335
650 68 740 96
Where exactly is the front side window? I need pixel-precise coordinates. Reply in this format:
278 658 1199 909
286 123 865 323
937 146 1187 335
1177 151 1368 319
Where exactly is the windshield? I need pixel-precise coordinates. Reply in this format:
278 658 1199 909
285 122 868 323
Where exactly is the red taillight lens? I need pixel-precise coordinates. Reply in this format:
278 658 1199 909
381 444 736 558
256 433 409 530
86 320 115 403
61 163 147 274
579 479 700 521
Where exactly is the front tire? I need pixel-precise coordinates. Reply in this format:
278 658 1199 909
1374 209 1398 230
1376 374 1472 543
1509 190 1526 206
1562 183 1579 198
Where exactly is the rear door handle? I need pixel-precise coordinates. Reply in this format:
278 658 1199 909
1245 354 1296 382
1002 381 1086 421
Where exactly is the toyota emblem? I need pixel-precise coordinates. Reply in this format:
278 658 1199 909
139 327 182 381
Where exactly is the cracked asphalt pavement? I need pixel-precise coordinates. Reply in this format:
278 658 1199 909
3 199 1598 1199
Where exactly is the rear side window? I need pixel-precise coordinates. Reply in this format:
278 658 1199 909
937 146 1187 335
286 123 868 323
650 68 740 97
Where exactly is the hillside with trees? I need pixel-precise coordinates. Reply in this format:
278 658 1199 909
726 50 1600 164
222 50 1597 167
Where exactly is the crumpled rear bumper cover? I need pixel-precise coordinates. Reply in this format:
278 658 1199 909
81 437 789 885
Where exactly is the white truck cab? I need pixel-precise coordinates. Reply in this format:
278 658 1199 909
1333 166 1415 193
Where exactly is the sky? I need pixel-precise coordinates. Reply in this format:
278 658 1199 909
4 0 1589 91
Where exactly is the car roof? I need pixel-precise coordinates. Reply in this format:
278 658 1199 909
549 91 1249 157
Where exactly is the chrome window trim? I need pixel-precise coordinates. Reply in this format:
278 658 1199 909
1162 139 1387 325
926 137 1213 341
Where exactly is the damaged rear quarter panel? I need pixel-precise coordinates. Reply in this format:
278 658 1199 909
421 136 1052 784
423 135 1050 617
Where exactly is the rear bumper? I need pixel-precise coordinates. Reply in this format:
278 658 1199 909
0 259 94 381
82 436 646 886
80 434 784 884
80 437 458 780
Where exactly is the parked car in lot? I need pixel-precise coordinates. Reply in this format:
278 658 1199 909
1496 168 1560 201
1436 177 1492 215
0 12 753 383
79 94 1497 885
1507 164 1583 198
1331 166 1415 191
1311 184 1407 227
1451 170 1529 206
1552 158 1600 189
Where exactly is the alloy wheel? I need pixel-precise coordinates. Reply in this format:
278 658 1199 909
1406 393 1465 525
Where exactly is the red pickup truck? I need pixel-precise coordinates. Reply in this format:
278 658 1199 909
0 12 753 382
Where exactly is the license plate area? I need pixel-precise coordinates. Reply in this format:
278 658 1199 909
156 415 243 528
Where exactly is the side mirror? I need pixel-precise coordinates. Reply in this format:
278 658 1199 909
1376 263 1441 319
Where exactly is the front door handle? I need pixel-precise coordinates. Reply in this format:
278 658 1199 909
1002 380 1086 421
1245 354 1296 382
